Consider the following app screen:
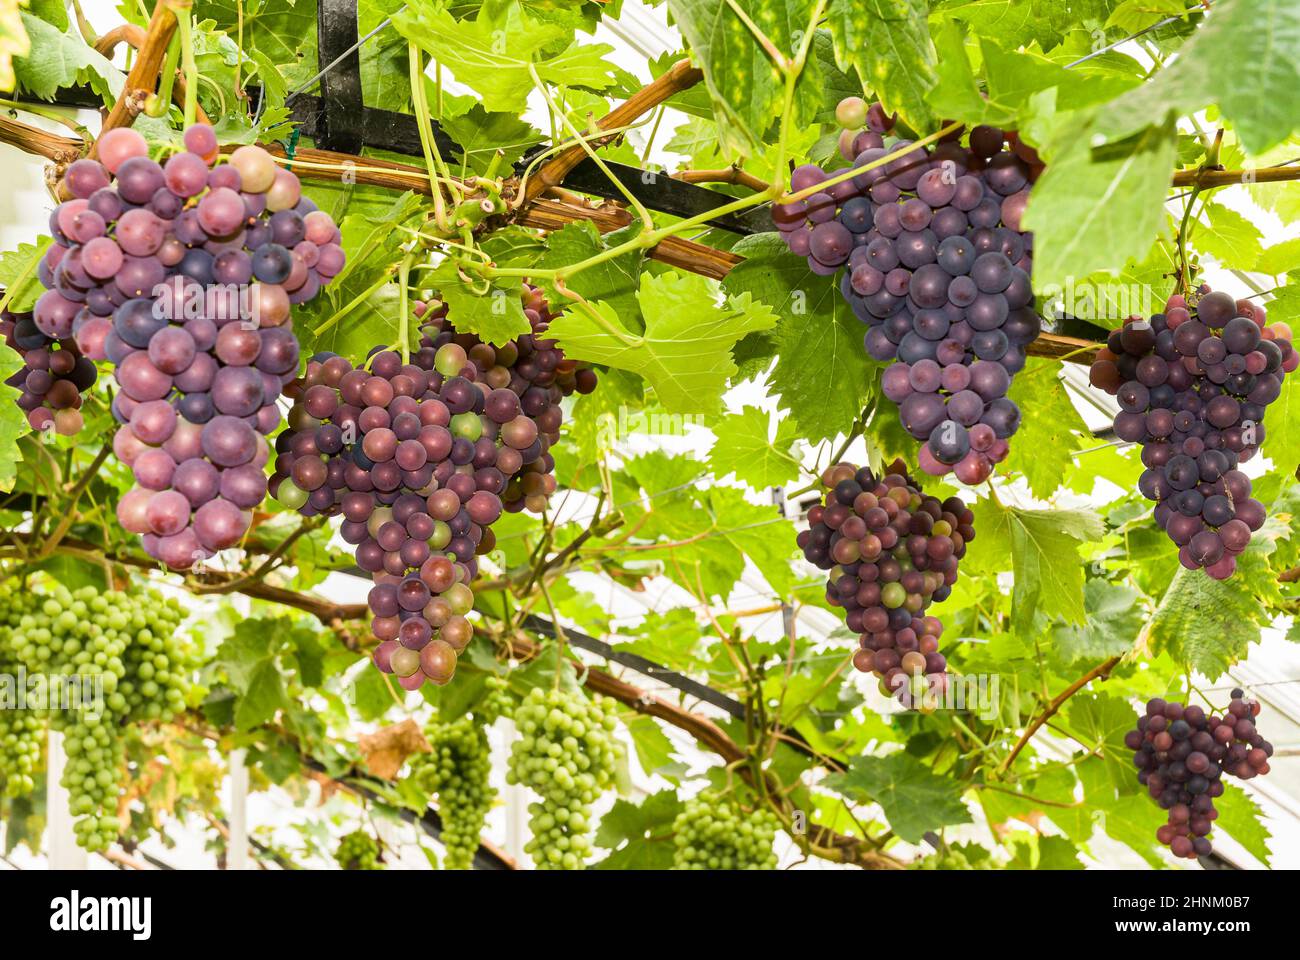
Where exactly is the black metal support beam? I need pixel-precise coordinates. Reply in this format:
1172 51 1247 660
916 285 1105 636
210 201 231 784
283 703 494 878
313 0 366 154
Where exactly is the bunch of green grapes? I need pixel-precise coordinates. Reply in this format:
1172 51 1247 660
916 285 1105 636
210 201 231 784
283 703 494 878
335 829 383 870
506 686 622 870
0 579 190 851
671 792 781 870
0 636 42 797
415 713 494 869
910 843 995 870
413 676 513 869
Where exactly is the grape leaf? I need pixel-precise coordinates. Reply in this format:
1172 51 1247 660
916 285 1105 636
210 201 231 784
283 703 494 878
424 261 532 347
1099 0 1300 155
708 405 802 488
393 1 617 114
927 20 1016 127
594 791 683 870
1215 783 1273 865
665 0 815 153
0 236 52 313
13 13 115 99
826 0 936 133
0 345 27 492
198 0 317 88
1023 114 1178 293
1051 579 1144 665
723 233 876 442
1189 201 1264 271
547 271 778 415
1063 693 1141 793
824 752 972 843
440 102 545 177
969 499 1105 634
1005 359 1089 498
1145 532 1283 678
531 222 643 333
1255 236 1300 276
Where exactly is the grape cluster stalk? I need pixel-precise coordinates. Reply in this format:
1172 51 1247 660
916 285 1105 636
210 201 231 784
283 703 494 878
2 308 98 436
1126 691 1274 860
274 284 594 689
0 579 193 851
671 792 781 869
506 686 622 869
797 459 972 707
773 99 1041 483
40 124 342 569
1089 288 1296 579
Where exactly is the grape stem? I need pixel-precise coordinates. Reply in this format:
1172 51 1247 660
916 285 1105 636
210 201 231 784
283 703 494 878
174 4 199 129
996 655 1123 777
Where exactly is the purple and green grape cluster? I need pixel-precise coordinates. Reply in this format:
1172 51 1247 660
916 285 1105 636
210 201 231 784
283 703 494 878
1126 691 1273 860
772 99 1043 484
1 307 97 436
38 124 342 569
797 460 973 707
416 286 597 514
273 285 595 689
1089 288 1296 580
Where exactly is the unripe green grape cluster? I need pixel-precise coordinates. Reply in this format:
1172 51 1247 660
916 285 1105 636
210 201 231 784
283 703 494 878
910 844 995 870
0 641 42 797
0 580 191 851
671 792 781 870
506 686 622 870
415 712 496 869
334 829 383 870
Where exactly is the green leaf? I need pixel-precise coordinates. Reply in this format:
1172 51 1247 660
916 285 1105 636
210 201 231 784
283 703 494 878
1023 115 1178 293
624 715 685 781
548 271 778 415
1051 579 1144 664
826 0 936 133
440 103 545 177
0 344 29 492
1215 783 1272 865
13 13 114 99
198 0 317 88
594 791 682 869
1189 200 1264 271
393 1 617 114
1145 534 1281 677
723 233 876 441
1005 359 1089 498
1100 0 1300 155
927 20 1016 127
708 405 802 487
235 659 292 731
969 499 1105 634
824 752 972 843
1063 693 1141 793
425 262 531 347
0 236 52 313
665 0 813 153
531 221 643 331
1255 236 1300 276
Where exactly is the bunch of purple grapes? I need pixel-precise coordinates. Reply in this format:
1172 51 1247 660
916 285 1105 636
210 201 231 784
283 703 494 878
1126 691 1273 860
36 124 343 569
771 99 1042 484
272 285 597 688
797 459 973 707
1089 289 1296 579
415 285 597 514
1 307 97 436
273 348 488 689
